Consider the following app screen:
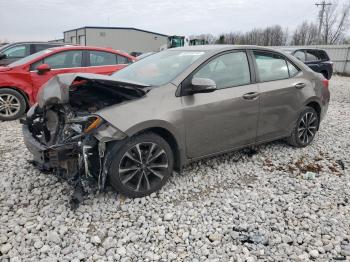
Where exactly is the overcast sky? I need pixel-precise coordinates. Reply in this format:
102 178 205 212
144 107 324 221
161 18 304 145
0 0 346 42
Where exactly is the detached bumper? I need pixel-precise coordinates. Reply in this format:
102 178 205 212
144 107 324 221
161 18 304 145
22 124 79 171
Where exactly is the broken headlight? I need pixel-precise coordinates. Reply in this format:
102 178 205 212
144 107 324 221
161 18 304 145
94 123 127 142
84 116 103 133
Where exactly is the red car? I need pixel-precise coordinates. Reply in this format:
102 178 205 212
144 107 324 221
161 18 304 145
0 46 135 120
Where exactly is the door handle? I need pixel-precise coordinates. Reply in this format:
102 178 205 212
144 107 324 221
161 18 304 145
294 82 306 89
243 92 260 100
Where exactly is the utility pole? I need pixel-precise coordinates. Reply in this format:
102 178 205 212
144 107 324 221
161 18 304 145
315 1 332 44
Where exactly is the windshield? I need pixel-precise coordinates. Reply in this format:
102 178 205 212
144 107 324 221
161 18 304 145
8 49 53 67
111 50 205 86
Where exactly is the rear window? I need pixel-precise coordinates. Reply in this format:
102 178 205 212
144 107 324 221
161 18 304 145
89 51 117 66
253 51 300 82
305 50 328 61
254 51 289 82
117 55 131 64
34 44 60 53
294 50 306 62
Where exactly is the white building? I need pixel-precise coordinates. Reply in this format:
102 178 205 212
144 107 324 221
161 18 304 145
63 26 169 53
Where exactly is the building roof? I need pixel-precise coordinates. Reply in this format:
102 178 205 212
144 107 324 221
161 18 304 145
63 26 169 37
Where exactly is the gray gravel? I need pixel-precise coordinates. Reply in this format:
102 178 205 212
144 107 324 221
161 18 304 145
1 75 350 261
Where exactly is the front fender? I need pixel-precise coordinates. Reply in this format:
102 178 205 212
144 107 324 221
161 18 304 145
0 72 33 104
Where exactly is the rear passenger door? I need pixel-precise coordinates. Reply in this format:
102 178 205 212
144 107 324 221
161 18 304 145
182 51 260 158
253 51 309 142
85 51 130 75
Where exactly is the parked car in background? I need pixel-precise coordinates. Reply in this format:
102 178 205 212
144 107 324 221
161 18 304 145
22 45 330 197
0 46 135 120
282 48 333 79
136 52 156 60
0 42 66 66
130 52 143 57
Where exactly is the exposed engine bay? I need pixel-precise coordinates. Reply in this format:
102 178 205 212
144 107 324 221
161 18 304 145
22 73 148 208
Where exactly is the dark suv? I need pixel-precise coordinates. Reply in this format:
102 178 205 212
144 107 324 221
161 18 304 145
0 42 66 66
283 48 333 79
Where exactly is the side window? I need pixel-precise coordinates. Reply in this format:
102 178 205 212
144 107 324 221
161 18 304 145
3 45 28 58
31 50 83 70
294 50 305 62
306 50 327 61
319 51 329 60
34 44 52 53
305 50 319 61
253 51 289 82
117 55 131 64
287 61 300 77
90 51 117 66
193 51 251 89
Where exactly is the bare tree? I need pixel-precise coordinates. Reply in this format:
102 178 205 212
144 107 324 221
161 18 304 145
322 1 350 44
291 21 318 45
223 25 288 46
189 34 217 44
216 34 226 44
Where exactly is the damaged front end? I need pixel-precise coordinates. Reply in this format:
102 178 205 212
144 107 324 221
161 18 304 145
22 73 148 206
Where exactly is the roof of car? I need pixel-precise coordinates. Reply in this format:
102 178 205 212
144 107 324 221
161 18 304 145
47 45 133 57
171 45 284 52
4 41 65 45
280 47 325 51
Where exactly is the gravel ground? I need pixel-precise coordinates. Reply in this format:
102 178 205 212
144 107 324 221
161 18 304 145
1 76 350 262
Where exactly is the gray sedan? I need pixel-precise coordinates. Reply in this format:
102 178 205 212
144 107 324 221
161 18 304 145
22 45 330 197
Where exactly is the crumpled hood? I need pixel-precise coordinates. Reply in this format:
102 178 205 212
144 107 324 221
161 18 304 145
37 73 149 108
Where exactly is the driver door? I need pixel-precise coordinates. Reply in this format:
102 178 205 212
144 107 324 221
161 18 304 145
181 51 260 158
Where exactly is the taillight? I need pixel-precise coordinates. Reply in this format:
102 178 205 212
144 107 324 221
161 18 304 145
322 79 329 89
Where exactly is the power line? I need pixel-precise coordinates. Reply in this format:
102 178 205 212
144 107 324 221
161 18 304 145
315 1 332 43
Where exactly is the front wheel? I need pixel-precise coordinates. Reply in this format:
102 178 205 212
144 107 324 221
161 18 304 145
0 88 27 121
108 133 174 198
287 107 319 147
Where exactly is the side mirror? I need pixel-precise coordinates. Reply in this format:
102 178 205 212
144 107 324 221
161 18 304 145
0 54 6 60
189 78 217 94
36 64 51 74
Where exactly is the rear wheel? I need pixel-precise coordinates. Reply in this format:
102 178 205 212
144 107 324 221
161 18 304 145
287 107 319 147
0 88 27 121
108 133 174 198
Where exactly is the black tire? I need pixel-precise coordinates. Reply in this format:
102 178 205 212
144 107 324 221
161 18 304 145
0 88 27 121
108 132 174 198
287 107 319 148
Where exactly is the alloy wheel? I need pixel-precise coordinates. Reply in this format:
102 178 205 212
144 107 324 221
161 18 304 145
118 142 169 192
298 111 318 144
0 94 21 118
